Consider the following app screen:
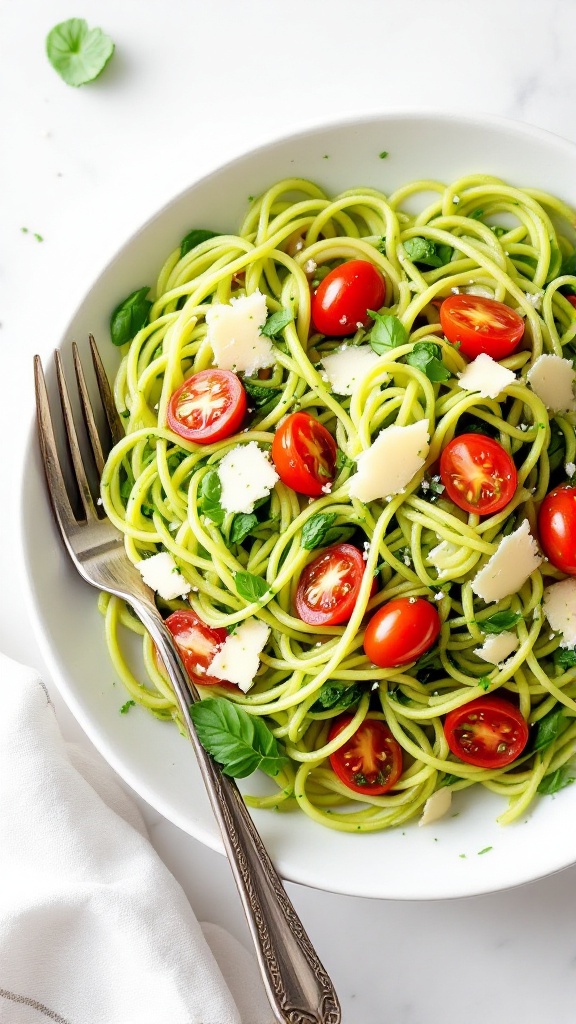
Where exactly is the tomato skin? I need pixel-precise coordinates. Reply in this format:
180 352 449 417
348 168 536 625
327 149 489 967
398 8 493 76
444 696 529 769
566 295 576 309
538 485 576 575
272 411 337 496
439 433 517 516
164 610 234 688
440 294 525 360
295 543 372 626
363 597 440 668
328 715 403 795
311 259 386 336
167 369 247 444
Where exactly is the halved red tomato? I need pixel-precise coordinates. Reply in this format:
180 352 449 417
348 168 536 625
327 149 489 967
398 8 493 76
164 610 234 688
272 411 337 496
440 294 525 360
167 368 247 444
295 543 370 626
328 714 403 795
538 485 576 575
439 433 517 516
444 696 529 768
566 295 576 310
311 259 386 336
363 597 440 668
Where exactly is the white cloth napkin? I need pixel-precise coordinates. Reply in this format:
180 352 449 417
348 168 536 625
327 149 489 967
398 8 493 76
0 653 276 1024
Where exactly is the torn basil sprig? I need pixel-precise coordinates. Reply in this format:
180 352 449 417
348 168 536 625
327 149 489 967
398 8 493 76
189 698 288 778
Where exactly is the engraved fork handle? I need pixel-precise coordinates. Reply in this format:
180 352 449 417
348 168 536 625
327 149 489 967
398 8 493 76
133 596 341 1024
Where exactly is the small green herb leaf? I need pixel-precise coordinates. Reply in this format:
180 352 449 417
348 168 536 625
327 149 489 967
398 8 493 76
553 647 576 671
402 237 453 269
478 676 491 692
230 513 258 545
180 229 219 259
406 342 450 382
533 706 565 752
537 767 575 795
46 18 114 87
261 308 294 339
302 513 339 551
367 311 407 354
189 697 288 778
476 610 522 634
243 378 279 408
235 571 270 602
110 287 152 347
199 469 225 526
335 448 354 471
120 699 136 714
311 682 363 713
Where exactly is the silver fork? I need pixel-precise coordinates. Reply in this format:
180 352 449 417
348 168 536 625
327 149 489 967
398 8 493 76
34 337 341 1024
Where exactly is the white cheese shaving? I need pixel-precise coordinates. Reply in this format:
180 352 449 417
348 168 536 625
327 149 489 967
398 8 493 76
135 551 191 601
207 618 270 692
471 520 543 604
320 345 382 396
349 421 430 503
218 441 279 514
543 579 576 647
526 354 576 413
206 290 275 375
457 352 516 400
419 788 452 827
474 631 519 665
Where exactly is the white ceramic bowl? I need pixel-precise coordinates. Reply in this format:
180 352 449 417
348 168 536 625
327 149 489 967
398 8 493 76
21 112 576 900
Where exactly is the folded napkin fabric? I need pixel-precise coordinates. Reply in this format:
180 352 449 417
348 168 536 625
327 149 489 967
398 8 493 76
0 653 275 1024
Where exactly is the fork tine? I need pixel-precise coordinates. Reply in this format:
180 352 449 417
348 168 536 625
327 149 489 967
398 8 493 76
55 350 96 520
34 355 77 533
73 341 106 477
88 334 125 448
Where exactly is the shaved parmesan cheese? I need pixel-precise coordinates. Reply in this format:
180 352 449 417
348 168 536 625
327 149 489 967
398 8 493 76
471 520 543 604
218 441 279 514
349 421 430 503
320 345 382 396
135 551 191 600
206 290 275 375
419 788 452 827
457 352 516 399
527 354 576 412
207 618 270 692
474 631 519 665
543 579 576 647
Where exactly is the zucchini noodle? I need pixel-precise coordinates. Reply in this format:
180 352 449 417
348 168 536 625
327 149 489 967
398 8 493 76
100 173 576 831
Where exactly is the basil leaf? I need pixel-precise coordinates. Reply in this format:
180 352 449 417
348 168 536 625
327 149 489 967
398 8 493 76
336 448 354 471
243 378 279 408
189 697 288 778
476 610 522 634
439 773 461 787
470 208 485 221
537 767 575 795
554 647 576 671
261 308 293 339
402 237 453 269
310 682 363 713
302 513 339 551
46 18 114 87
119 699 136 714
199 469 224 526
180 229 219 258
533 706 565 752
406 342 450 382
230 513 258 545
561 251 576 277
110 287 152 347
367 311 407 353
235 571 270 602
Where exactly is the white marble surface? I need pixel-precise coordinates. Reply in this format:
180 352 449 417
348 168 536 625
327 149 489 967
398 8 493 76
4 2 576 1021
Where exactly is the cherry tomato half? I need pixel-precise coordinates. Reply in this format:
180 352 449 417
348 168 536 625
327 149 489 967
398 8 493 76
439 433 517 516
538 485 576 575
295 543 371 626
167 368 247 444
311 259 386 336
328 715 403 795
164 610 234 688
444 696 529 769
272 411 337 496
440 294 525 360
363 597 440 668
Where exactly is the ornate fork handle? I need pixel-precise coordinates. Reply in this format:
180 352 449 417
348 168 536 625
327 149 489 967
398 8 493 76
135 596 341 1024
